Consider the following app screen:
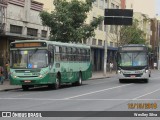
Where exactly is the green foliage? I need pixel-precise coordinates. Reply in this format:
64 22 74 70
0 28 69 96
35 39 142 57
40 0 103 43
119 19 146 45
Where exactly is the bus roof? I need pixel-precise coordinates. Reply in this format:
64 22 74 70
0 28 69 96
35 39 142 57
120 44 146 47
12 40 90 49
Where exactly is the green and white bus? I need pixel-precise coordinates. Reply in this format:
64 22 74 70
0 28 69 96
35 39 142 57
10 40 92 90
117 44 151 83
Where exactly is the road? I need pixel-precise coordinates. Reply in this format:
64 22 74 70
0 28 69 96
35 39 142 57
0 70 160 120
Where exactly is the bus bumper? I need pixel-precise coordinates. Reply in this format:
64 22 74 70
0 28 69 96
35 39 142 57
10 74 54 85
118 70 150 80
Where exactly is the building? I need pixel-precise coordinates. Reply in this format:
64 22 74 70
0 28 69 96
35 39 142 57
0 0 49 66
133 12 151 46
120 0 126 9
150 18 160 68
125 0 156 18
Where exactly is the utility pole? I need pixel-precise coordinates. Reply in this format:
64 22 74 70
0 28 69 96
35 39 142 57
103 0 110 76
103 2 133 75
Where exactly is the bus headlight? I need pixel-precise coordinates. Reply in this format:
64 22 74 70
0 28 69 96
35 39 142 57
39 75 43 78
118 70 121 74
13 75 17 78
145 70 148 73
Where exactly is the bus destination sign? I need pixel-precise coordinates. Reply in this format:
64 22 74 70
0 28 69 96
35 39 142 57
121 47 145 51
13 42 46 48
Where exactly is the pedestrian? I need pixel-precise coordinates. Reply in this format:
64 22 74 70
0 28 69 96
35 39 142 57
5 62 10 80
109 62 113 73
153 62 157 69
0 65 4 85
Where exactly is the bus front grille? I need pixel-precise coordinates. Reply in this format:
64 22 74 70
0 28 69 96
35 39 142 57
17 76 38 78
123 74 143 77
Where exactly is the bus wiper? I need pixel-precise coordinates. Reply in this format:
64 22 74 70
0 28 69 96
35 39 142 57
134 52 141 59
126 53 131 59
29 48 38 58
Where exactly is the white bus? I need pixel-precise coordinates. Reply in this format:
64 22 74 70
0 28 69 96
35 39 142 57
117 44 151 83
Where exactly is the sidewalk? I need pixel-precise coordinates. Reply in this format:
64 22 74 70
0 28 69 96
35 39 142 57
0 80 21 91
0 71 116 91
90 71 116 80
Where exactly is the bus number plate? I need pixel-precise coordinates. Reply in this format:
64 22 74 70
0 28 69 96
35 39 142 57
130 75 135 78
24 80 31 83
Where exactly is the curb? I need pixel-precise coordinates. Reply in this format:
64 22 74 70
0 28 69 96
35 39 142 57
89 76 110 80
2 88 21 91
0 74 116 91
0 87 21 91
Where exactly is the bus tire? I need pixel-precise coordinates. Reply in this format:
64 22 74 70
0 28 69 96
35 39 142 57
77 73 82 86
22 85 29 91
144 79 148 83
119 79 124 83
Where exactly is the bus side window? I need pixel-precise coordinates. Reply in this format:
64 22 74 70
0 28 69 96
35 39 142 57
87 49 90 61
81 49 85 61
67 47 72 61
48 45 54 63
72 47 76 61
77 48 81 61
74 48 78 61
84 49 87 61
55 46 60 61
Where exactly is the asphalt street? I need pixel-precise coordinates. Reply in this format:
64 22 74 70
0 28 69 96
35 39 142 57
0 70 160 120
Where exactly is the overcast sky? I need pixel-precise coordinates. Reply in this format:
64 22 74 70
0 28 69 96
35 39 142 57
156 0 160 16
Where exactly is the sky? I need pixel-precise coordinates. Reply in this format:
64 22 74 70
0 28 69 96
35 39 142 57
156 0 160 16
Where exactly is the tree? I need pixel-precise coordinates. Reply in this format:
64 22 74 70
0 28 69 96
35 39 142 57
40 0 103 43
119 19 146 45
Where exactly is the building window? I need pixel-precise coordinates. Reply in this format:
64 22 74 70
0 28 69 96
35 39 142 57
115 26 118 34
27 28 38 36
110 42 113 47
92 38 97 45
99 21 103 31
93 0 98 7
99 0 104 9
10 25 22 34
110 25 114 33
98 39 103 46
41 30 47 38
105 0 108 8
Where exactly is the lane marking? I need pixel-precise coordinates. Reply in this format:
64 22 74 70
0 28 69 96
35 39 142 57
1 98 160 101
64 84 132 100
132 88 160 100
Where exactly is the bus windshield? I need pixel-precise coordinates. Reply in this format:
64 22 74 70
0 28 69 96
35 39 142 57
10 49 48 69
118 52 147 67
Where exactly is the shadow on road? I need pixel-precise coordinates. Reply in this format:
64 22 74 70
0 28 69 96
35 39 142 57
13 84 88 92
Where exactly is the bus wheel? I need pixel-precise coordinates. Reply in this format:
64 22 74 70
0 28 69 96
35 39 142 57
119 79 124 83
22 85 29 91
144 79 148 83
76 73 82 86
